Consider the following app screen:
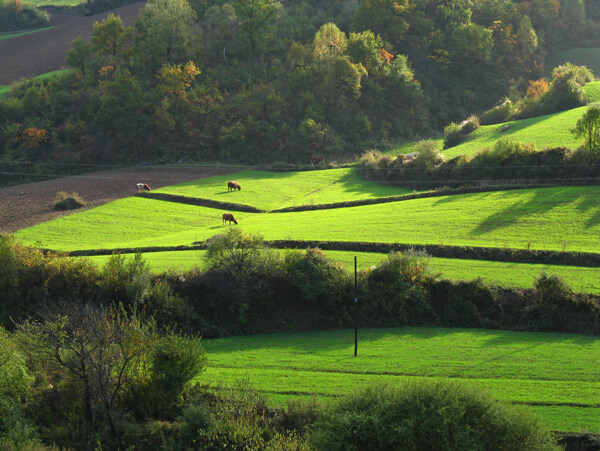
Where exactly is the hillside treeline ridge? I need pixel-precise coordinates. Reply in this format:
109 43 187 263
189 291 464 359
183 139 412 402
2 0 600 170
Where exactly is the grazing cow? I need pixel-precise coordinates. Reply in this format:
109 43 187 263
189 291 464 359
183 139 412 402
227 181 241 191
137 183 151 192
222 213 238 225
310 155 324 165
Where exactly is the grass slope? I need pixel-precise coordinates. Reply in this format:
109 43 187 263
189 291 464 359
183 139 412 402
15 185 600 253
85 250 600 293
153 168 412 210
200 327 600 432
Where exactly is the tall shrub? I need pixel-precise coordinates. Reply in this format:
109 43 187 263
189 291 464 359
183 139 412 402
310 380 560 451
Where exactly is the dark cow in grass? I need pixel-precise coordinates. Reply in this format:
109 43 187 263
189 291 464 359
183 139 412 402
228 181 241 191
222 213 238 225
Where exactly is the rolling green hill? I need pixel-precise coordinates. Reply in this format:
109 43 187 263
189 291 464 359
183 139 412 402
16 185 600 254
200 327 600 432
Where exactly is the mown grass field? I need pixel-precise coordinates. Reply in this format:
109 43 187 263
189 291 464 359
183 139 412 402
85 250 600 293
153 168 412 210
17 184 600 253
199 327 600 432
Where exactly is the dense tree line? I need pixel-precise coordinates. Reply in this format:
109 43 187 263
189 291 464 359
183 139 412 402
1 0 599 170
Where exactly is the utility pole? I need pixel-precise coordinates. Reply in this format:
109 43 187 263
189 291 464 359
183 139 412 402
354 256 358 357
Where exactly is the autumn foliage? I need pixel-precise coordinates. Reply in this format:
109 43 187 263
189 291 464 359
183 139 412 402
527 79 549 100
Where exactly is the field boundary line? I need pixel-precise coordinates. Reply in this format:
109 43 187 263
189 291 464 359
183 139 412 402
46 240 600 267
137 192 265 212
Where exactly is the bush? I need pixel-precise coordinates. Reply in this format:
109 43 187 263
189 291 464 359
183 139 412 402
310 380 560 451
283 248 350 308
460 114 480 135
364 250 435 326
99 253 151 306
443 122 464 149
137 333 207 419
412 139 444 169
534 272 572 301
53 191 85 210
480 99 517 125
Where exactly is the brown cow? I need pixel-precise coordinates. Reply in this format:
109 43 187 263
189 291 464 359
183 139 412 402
222 213 238 225
310 155 324 165
227 181 241 191
137 183 151 192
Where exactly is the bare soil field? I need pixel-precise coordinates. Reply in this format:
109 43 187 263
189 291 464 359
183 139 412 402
0 2 144 85
0 166 239 233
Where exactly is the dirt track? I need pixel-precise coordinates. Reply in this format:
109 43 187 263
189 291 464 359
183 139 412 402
0 2 144 85
0 166 239 233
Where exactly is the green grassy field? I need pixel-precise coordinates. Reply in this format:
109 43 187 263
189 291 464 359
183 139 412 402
15 185 600 253
0 26 52 41
546 48 600 77
84 250 600 293
199 327 600 432
153 168 412 210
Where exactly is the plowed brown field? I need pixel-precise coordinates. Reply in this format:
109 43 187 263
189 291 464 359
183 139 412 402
0 166 239 233
0 2 144 85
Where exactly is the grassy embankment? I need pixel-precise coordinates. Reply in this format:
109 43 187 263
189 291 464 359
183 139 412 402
85 250 600 293
16 185 600 253
393 81 600 158
199 327 600 432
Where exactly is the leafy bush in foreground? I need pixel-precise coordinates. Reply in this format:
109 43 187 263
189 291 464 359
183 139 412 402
310 380 560 451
